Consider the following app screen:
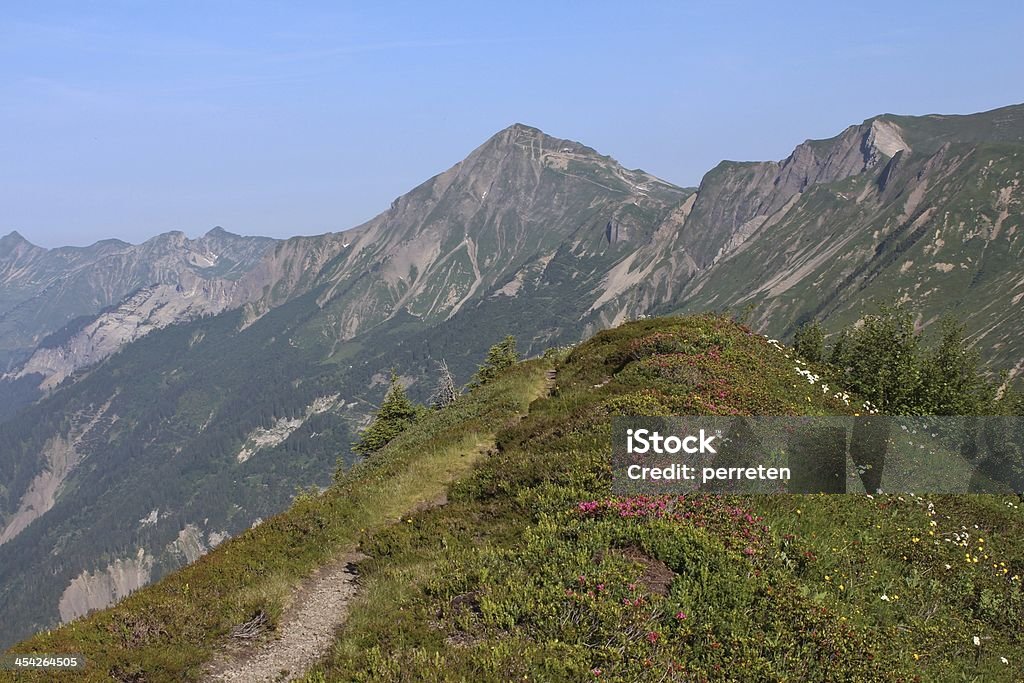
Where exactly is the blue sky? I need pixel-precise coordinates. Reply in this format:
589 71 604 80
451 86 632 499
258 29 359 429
2 1 1022 247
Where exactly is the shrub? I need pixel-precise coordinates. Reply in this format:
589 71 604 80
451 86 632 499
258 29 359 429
793 320 825 363
824 307 999 415
830 306 921 413
917 318 996 415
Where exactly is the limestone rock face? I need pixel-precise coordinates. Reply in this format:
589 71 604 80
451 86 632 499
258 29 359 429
57 549 154 623
12 273 239 389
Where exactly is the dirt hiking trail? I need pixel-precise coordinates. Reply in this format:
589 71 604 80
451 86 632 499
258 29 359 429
202 552 364 682
202 365 556 682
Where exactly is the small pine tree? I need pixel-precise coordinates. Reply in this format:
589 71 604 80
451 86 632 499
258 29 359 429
352 370 420 456
429 359 460 409
469 335 518 388
793 320 825 363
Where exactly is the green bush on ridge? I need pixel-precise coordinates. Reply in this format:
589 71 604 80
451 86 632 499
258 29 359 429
796 306 1009 416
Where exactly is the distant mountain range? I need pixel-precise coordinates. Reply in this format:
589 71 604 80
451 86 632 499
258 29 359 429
0 228 275 386
1 102 1021 647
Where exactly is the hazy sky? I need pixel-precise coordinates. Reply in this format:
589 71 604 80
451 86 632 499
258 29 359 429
2 1 1022 247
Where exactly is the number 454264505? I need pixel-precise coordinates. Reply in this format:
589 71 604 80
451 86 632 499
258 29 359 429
2 654 86 670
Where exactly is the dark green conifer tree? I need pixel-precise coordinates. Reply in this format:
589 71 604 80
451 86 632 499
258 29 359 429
352 370 419 456
469 335 518 388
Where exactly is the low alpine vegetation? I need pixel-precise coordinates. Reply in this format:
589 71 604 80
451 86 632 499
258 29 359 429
304 315 1024 681
5 357 552 682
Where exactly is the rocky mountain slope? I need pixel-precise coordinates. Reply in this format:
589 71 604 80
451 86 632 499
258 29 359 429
589 105 1024 377
0 104 1022 648
2 231 358 396
0 228 276 383
264 123 691 346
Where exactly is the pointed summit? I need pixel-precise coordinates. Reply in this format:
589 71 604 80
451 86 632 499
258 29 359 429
2 230 30 245
0 230 38 255
475 123 604 162
204 226 252 240
505 122 543 134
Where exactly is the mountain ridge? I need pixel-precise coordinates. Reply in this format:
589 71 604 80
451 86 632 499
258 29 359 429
0 227 279 394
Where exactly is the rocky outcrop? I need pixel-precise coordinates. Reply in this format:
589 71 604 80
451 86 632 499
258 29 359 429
57 548 154 623
11 273 243 389
0 398 116 544
0 434 77 544
675 118 910 270
236 394 340 463
167 524 208 564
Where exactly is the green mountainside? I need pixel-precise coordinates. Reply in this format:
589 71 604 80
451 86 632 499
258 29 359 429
676 125 1024 369
883 103 1024 152
6 317 1022 681
1 105 1022 650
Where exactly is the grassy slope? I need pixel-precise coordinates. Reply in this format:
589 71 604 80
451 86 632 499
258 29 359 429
305 316 1024 682
7 315 1024 682
3 360 552 682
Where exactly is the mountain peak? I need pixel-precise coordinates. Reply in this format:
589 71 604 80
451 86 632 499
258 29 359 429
504 122 543 135
474 123 605 167
145 230 188 245
482 122 550 148
2 230 30 244
0 230 38 254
